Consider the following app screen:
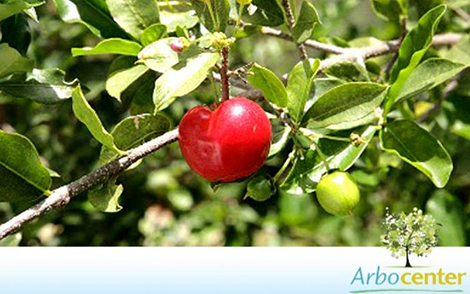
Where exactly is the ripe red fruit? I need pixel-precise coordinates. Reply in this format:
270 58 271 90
178 97 272 182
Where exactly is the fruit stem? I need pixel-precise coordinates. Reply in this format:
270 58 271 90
208 72 220 104
314 142 331 172
299 128 350 143
236 4 245 27
318 134 351 143
220 46 230 102
273 150 295 183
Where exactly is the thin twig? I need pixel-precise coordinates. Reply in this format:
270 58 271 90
260 26 348 54
0 129 179 240
220 47 230 102
385 18 408 75
453 7 470 23
281 0 308 60
318 33 461 71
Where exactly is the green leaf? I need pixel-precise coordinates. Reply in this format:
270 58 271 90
51 0 129 39
23 6 38 21
138 38 180 73
324 61 371 82
305 77 344 112
395 58 467 103
72 38 142 57
0 0 44 22
153 51 219 112
88 177 123 212
304 82 387 130
292 1 320 43
409 0 444 17
105 0 160 40
442 36 470 65
243 0 285 27
380 120 452 188
130 79 155 115
71 85 121 154
0 130 51 202
287 59 321 123
371 0 407 22
245 176 273 202
0 43 34 79
140 23 167 46
282 126 377 194
426 190 466 246
160 10 199 33
190 0 229 32
269 122 291 158
0 68 79 104
1 14 31 55
99 114 170 165
248 63 288 108
386 5 447 112
88 114 170 212
106 57 149 101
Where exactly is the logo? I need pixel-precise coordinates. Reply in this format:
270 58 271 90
382 208 439 268
349 208 467 293
351 266 467 288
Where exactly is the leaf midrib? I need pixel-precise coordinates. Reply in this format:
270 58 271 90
385 124 420 163
311 87 384 122
0 158 46 193
122 0 154 29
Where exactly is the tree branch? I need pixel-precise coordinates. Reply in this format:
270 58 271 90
280 0 308 60
0 128 179 240
260 26 349 54
220 47 230 102
319 33 461 70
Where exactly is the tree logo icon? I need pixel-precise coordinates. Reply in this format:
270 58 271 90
382 208 441 268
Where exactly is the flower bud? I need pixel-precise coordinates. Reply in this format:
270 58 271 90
350 132 365 147
170 37 190 53
210 32 235 51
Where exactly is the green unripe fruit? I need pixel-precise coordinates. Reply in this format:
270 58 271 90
316 171 360 216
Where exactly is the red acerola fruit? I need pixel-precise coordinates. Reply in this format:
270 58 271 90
178 97 272 182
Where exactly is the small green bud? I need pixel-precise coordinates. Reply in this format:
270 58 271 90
210 32 235 51
295 133 312 150
316 171 360 216
245 176 273 202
